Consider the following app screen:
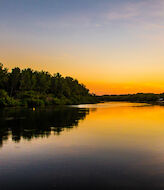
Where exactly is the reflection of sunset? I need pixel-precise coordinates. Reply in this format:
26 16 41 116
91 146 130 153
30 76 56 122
2 1 164 188
2 102 164 189
4 102 164 152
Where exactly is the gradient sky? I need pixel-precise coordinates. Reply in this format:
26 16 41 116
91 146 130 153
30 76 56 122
0 0 164 94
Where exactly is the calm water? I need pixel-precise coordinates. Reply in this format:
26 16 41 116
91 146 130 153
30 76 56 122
1 102 164 189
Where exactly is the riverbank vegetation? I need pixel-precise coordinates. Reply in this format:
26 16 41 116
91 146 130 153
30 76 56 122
0 63 97 107
97 93 163 103
1 63 164 107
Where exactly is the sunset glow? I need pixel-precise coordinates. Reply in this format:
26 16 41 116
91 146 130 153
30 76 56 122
1 0 164 94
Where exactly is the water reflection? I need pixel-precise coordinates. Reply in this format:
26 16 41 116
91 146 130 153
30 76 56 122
1 102 164 190
0 106 89 147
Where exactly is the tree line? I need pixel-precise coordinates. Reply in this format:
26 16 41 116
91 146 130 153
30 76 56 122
98 93 163 103
0 63 96 107
1 63 163 107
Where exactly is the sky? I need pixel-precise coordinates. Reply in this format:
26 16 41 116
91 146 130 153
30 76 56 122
0 0 164 95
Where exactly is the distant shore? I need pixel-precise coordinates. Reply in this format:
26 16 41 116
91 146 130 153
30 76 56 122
96 93 164 106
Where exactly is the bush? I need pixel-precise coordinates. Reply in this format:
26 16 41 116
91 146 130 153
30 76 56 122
22 98 45 107
0 89 8 98
17 91 41 99
0 90 20 107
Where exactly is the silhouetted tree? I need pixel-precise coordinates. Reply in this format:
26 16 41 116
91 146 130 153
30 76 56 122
9 67 21 96
0 63 8 91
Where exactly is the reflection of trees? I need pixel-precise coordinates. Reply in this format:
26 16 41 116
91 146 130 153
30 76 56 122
0 107 89 147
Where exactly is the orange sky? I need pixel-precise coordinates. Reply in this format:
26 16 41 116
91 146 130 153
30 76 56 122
1 0 164 95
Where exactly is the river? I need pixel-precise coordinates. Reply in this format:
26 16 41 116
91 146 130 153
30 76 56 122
0 102 164 189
